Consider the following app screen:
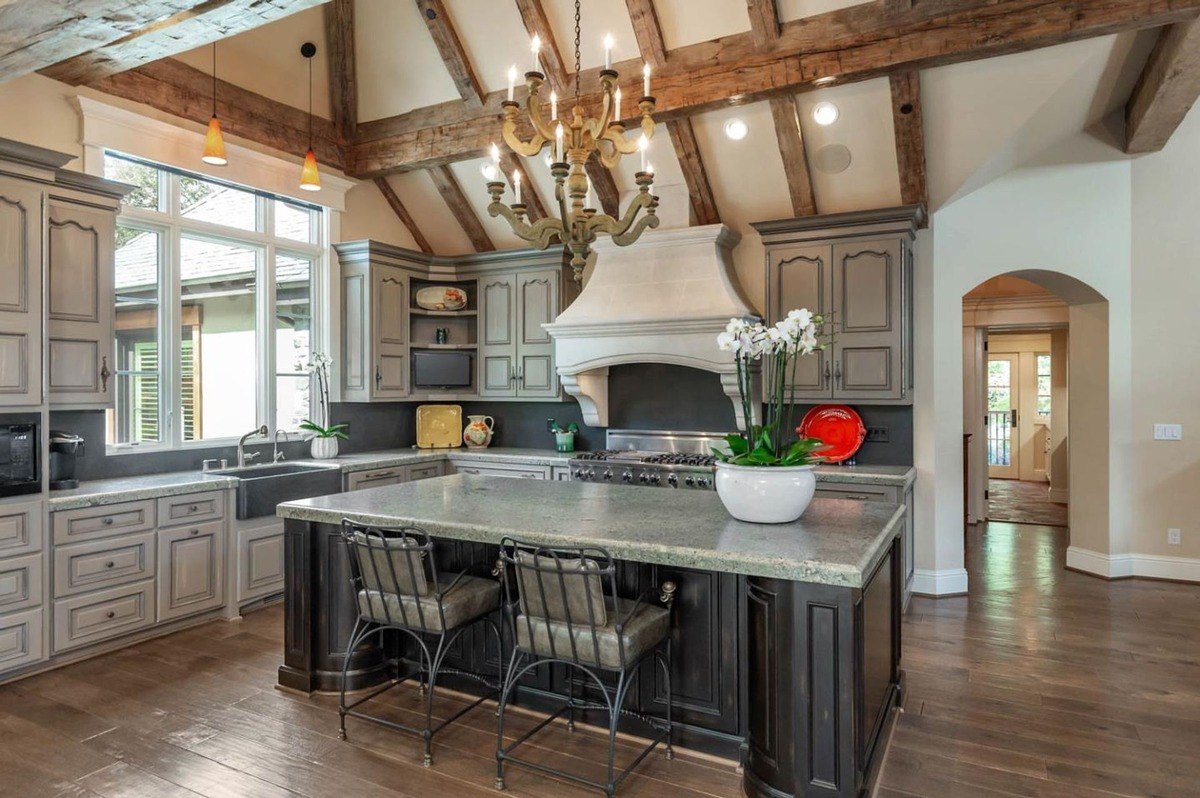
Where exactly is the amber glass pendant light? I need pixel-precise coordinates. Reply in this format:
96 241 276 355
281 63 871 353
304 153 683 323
299 41 320 192
201 42 227 166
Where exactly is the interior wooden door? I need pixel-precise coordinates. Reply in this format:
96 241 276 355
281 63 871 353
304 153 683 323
986 354 1019 480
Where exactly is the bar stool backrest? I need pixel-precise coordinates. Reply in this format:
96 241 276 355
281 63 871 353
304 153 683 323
500 537 618 667
342 520 444 630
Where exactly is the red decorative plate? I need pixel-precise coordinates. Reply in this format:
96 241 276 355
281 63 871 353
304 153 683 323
797 405 866 463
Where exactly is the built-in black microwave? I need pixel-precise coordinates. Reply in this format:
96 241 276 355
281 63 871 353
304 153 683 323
0 421 39 497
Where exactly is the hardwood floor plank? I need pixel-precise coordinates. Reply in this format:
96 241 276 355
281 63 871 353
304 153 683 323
76 761 203 798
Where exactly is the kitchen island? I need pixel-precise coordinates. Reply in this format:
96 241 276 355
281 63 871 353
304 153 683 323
277 475 905 798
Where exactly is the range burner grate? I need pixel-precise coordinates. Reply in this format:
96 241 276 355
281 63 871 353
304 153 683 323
642 453 717 467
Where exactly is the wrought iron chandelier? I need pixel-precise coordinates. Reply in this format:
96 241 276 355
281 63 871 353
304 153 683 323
487 0 660 282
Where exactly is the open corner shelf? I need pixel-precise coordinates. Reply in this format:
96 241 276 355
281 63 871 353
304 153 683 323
411 343 477 350
410 308 478 317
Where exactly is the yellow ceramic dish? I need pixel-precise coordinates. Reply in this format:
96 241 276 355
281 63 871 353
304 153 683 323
416 404 463 449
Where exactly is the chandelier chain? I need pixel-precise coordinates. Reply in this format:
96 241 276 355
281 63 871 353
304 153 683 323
573 0 581 102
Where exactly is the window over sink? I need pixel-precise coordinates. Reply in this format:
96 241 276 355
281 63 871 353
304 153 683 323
104 153 324 451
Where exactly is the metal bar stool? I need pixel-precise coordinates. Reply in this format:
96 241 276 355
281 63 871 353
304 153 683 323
494 537 677 797
337 519 504 767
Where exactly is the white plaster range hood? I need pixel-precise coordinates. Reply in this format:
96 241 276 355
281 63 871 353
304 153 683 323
544 224 761 429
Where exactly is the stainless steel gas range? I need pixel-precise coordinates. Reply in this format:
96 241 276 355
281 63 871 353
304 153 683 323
568 429 729 489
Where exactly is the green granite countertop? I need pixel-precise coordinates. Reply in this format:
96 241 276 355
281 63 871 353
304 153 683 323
277 475 904 587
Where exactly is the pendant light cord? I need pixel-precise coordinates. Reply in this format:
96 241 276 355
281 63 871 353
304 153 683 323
211 43 217 117
307 54 313 150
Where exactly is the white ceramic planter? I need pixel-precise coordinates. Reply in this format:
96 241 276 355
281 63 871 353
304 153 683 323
714 462 817 524
310 436 339 460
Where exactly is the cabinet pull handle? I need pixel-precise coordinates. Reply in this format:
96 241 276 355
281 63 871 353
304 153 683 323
106 610 116 619
834 361 842 386
100 356 111 391
102 518 114 526
844 494 871 501
823 362 831 386
375 364 382 388
461 468 480 474
362 470 394 479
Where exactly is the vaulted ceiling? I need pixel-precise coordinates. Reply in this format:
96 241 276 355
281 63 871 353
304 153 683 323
4 1 1199 266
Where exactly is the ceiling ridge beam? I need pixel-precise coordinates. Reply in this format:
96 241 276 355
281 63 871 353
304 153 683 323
888 71 928 214
326 0 357 144
375 177 433 254
497 150 548 221
1125 16 1200 154
746 0 780 48
768 96 817 217
416 0 486 109
667 118 720 225
625 0 667 68
428 165 495 252
350 0 1200 177
514 0 569 91
38 0 327 87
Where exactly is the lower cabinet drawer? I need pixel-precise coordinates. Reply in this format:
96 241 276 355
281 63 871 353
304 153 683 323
157 519 225 622
347 469 403 491
52 499 156 545
237 522 284 604
53 532 155 598
0 500 43 559
0 607 45 673
813 484 898 503
405 462 443 481
157 491 224 528
451 462 550 480
0 553 43 613
52 580 155 653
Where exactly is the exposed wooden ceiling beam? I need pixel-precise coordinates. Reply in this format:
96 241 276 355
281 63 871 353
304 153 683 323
746 0 780 48
325 0 357 144
1125 18 1200 154
350 0 1200 177
374 177 433 254
513 0 569 90
888 71 928 212
666 119 720 225
416 0 486 109
768 96 817 217
625 0 667 68
585 155 620 218
93 58 344 169
497 150 547 221
38 0 326 86
428 166 495 252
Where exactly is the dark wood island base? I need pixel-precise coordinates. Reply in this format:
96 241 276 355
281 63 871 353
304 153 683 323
279 517 902 798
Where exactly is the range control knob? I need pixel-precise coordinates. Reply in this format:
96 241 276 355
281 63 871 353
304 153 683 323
572 468 584 479
684 475 695 487
667 473 678 487
649 473 661 485
621 470 634 483
696 477 710 489
638 473 650 484
602 469 614 480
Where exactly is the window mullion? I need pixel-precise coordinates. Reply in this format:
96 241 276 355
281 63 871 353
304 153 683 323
261 241 276 433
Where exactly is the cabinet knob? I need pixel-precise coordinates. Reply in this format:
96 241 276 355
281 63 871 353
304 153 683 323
188 504 199 512
102 518 114 526
106 610 116 619
190 528 199 536
105 561 115 569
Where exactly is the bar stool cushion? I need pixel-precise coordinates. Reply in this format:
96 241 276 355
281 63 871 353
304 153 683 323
515 551 607 626
515 597 669 669
358 574 500 632
353 532 429 596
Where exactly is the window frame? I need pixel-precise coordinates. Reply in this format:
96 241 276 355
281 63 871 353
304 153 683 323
106 153 326 454
1035 352 1052 418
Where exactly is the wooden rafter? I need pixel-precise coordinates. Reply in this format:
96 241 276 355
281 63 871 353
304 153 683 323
1126 18 1200 154
428 166 495 252
768 96 816 217
585 155 620 217
513 0 569 90
416 0 485 108
746 0 780 48
37 0 326 86
350 0 1200 178
888 71 928 211
325 0 357 144
666 119 719 225
93 58 343 169
625 0 667 68
496 151 547 221
374 177 432 255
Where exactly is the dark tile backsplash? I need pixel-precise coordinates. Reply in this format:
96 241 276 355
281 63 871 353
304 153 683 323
57 364 910 481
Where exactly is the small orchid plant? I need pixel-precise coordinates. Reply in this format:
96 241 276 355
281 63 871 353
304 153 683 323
300 352 348 440
715 310 828 467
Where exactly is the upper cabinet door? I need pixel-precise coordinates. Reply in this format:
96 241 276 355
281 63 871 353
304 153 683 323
371 265 408 399
831 239 904 400
769 245 832 400
0 177 43 407
479 273 517 397
47 198 115 407
516 270 558 398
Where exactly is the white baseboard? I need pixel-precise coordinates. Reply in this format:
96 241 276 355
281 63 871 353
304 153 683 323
1048 486 1069 503
910 568 969 596
1066 546 1200 582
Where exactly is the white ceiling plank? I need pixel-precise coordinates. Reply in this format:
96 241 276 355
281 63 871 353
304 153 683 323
355 0 460 122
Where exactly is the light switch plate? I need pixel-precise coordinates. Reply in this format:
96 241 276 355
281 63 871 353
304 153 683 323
1153 424 1183 441
1168 528 1182 546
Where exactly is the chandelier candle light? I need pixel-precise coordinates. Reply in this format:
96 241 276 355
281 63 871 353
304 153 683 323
487 0 661 282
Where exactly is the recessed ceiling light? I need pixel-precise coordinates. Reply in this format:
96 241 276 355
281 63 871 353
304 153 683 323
812 101 839 126
724 118 748 140
481 163 498 181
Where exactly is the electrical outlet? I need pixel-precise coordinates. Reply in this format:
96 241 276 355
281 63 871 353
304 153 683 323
1168 528 1182 546
865 426 890 443
1154 424 1183 441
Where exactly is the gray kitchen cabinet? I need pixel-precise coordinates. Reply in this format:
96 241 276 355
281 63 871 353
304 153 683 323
0 607 43 672
405 461 444 481
236 518 285 605
0 499 42 559
0 175 44 407
340 258 412 401
449 460 550 480
53 579 155 653
53 531 154 598
156 519 225 622
346 467 404 491
479 269 563 399
0 553 42 613
755 206 921 404
812 481 915 604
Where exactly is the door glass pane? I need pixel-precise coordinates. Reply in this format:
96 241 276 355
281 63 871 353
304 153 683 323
181 176 258 231
181 235 259 440
105 156 162 212
111 226 161 444
1036 353 1051 417
275 253 313 430
987 359 1013 467
274 200 314 243
987 360 1011 410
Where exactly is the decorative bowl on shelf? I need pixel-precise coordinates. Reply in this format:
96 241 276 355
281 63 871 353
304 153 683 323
415 285 468 311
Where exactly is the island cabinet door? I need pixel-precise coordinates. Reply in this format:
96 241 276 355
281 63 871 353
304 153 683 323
638 566 741 735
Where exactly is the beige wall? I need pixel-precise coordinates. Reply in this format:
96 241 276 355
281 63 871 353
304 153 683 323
1049 328 1069 501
